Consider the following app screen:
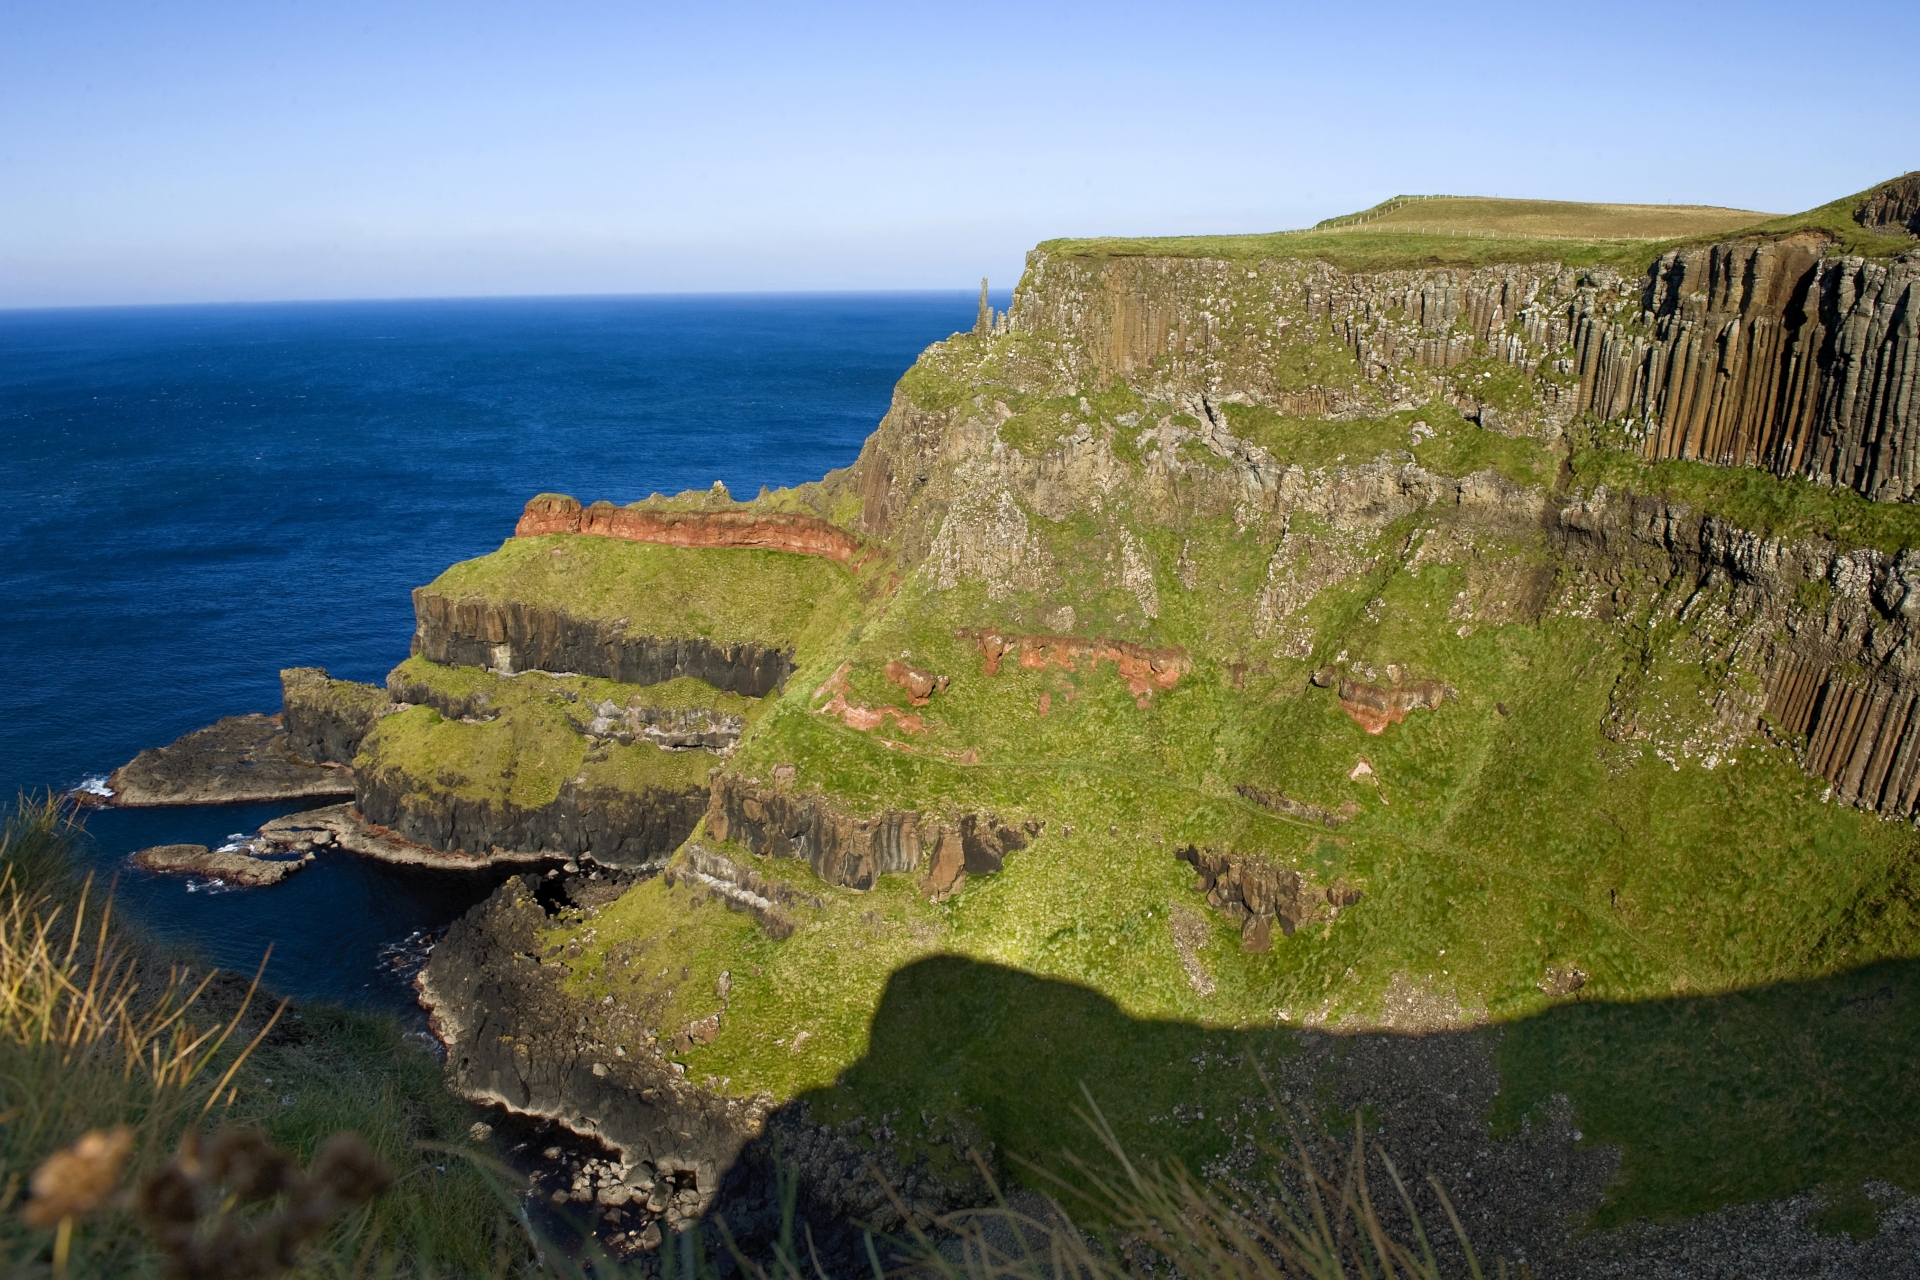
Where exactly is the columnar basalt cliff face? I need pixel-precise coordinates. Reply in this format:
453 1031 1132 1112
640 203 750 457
703 774 926 891
516 495 863 562
393 180 1920 1272
1858 171 1920 238
1572 240 1918 498
1006 253 1591 429
411 591 794 696
354 763 706 868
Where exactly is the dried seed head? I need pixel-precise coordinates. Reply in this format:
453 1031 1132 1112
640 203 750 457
307 1135 390 1206
138 1165 201 1228
205 1127 294 1204
23 1126 133 1228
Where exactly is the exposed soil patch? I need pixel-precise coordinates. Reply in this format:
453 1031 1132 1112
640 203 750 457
811 662 925 733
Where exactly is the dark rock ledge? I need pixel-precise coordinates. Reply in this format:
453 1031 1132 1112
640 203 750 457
94 713 355 806
418 870 987 1269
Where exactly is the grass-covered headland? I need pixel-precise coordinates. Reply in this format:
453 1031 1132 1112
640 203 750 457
437 171 1920 1269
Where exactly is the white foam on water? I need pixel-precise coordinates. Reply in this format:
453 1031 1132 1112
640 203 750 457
74 776 114 798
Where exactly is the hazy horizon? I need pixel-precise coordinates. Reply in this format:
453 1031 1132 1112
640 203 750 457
5 0 1913 309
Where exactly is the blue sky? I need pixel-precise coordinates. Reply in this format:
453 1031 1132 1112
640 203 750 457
2 0 1912 307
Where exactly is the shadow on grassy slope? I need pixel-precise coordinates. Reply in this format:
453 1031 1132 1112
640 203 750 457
778 951 1920 1242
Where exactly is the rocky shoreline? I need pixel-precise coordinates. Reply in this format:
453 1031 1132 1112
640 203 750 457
97 713 355 806
414 864 992 1271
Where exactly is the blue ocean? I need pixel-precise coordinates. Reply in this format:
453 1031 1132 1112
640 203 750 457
0 292 996 1017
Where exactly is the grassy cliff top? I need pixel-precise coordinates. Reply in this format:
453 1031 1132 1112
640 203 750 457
420 534 864 650
361 662 732 812
1315 195 1775 239
1040 177 1916 273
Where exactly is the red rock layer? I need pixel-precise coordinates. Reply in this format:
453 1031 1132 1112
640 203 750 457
514 494 861 562
1336 678 1449 734
968 630 1189 699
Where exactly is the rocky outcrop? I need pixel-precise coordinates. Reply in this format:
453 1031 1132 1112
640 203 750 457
515 495 862 563
281 667 393 765
705 774 1037 895
421 875 765 1221
1233 783 1358 828
355 765 706 869
583 701 743 753
1857 172 1920 238
252 803 551 870
412 592 794 697
703 774 926 891
970 630 1189 698
921 814 1036 898
882 659 948 705
103 714 356 806
421 873 988 1262
1572 238 1918 500
1553 486 1920 816
1176 845 1362 951
1335 676 1451 734
132 842 312 886
661 844 826 939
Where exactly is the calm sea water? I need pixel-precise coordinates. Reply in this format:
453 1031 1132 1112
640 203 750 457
0 292 995 1015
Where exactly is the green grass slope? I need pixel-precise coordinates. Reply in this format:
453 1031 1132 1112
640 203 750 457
555 475 1920 1211
1043 174 1916 273
423 534 870 655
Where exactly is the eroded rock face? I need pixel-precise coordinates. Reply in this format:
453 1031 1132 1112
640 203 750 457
104 714 355 806
1234 783 1359 829
1553 487 1920 816
354 767 705 869
584 701 743 753
1856 171 1920 238
1335 676 1450 734
515 495 862 562
704 775 1035 894
1177 845 1362 951
412 592 794 697
969 629 1188 698
280 667 393 765
882 659 948 705
704 774 924 891
422 874 762 1217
